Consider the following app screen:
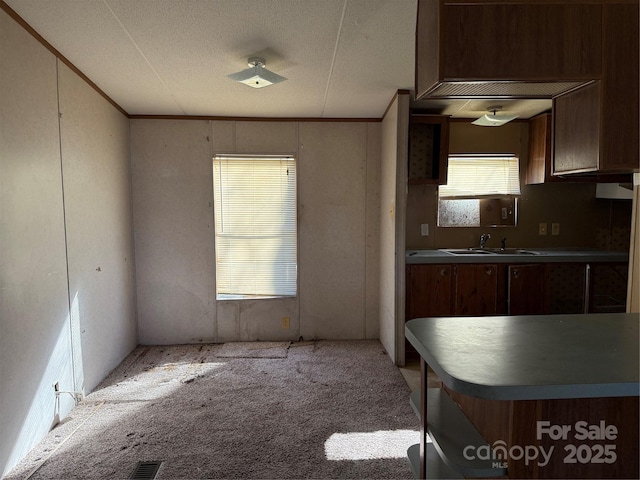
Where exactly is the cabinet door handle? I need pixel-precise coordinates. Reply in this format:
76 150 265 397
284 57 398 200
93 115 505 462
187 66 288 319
512 269 520 279
440 268 448 276
485 267 494 276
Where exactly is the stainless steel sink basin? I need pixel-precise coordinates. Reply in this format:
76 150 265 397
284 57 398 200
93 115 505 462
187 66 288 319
442 248 541 255
490 248 539 255
443 249 495 255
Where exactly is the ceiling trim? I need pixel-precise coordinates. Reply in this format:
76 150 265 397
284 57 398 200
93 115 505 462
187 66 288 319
1 0 129 117
129 115 381 123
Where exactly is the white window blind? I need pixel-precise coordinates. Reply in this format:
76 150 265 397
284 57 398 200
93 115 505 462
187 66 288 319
439 155 521 198
213 155 297 297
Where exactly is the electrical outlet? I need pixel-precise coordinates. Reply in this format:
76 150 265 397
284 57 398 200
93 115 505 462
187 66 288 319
281 317 290 329
552 223 560 236
420 224 429 236
539 223 548 235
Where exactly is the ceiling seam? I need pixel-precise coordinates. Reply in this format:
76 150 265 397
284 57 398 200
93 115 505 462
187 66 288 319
102 0 186 115
320 0 348 117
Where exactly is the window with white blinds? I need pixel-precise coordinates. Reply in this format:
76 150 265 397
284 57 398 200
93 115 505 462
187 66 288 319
438 155 521 198
213 155 297 298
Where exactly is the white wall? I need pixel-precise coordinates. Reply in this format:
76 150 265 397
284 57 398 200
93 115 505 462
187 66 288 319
0 10 136 476
130 119 216 344
378 93 409 364
130 119 381 344
57 63 137 392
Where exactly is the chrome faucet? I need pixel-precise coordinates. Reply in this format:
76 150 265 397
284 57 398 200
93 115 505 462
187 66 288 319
479 233 491 249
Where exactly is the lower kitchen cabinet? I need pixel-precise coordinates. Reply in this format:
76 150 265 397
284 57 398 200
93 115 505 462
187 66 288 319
589 263 628 313
406 264 453 319
507 264 545 315
406 261 628 322
406 264 501 319
453 264 499 316
546 263 588 314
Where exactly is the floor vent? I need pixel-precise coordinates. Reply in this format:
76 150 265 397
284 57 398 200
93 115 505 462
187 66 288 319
130 461 162 479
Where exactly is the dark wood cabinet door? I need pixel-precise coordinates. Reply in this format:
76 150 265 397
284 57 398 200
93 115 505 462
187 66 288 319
601 2 639 173
546 263 588 314
407 115 450 185
553 82 601 175
406 264 453 319
453 264 498 316
439 2 602 81
508 264 546 315
526 113 554 185
589 263 628 314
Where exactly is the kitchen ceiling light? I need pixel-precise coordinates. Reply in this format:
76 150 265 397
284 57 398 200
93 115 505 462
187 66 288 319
472 106 518 127
227 57 287 89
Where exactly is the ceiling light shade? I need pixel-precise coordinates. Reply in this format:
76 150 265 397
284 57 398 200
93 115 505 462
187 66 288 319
472 106 518 126
228 57 287 89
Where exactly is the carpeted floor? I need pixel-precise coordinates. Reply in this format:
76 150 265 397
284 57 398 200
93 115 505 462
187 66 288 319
5 340 420 479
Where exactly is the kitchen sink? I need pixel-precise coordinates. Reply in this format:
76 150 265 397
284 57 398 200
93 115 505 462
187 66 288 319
442 248 541 255
489 248 539 255
443 249 495 255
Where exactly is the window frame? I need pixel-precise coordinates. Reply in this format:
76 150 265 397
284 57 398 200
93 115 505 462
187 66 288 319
212 153 298 300
437 154 521 228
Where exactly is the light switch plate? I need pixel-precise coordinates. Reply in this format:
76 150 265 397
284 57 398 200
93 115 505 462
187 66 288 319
539 223 548 235
552 223 560 236
421 224 429 236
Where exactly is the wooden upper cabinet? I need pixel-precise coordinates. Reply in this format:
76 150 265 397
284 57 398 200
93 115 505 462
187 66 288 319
415 0 602 99
553 2 639 176
407 114 450 185
528 109 634 182
600 2 639 173
526 113 553 185
553 82 601 175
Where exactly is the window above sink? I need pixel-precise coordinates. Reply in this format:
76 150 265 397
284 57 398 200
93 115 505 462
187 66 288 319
437 154 520 228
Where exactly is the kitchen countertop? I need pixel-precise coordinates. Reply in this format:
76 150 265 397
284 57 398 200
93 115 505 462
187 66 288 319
405 313 640 400
406 248 629 264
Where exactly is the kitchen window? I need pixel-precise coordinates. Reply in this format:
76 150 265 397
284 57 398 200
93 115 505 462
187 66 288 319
213 154 297 299
438 154 520 227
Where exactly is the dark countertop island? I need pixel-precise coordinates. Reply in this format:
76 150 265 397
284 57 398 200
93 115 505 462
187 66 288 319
405 313 640 479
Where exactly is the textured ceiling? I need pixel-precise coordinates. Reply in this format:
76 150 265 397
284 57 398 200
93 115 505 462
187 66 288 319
4 0 551 119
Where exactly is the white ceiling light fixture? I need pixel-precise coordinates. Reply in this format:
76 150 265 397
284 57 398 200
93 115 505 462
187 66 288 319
227 57 287 89
472 106 518 127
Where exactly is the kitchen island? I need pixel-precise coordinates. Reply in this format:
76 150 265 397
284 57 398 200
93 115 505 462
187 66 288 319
405 313 639 479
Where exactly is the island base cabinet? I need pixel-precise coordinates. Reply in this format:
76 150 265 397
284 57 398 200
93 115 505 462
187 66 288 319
445 387 639 479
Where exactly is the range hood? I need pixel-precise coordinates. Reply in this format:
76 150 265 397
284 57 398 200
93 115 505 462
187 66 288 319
595 183 634 200
422 81 587 100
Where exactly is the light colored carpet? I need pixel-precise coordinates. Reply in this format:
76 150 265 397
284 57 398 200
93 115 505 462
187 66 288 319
5 340 419 479
210 341 290 358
